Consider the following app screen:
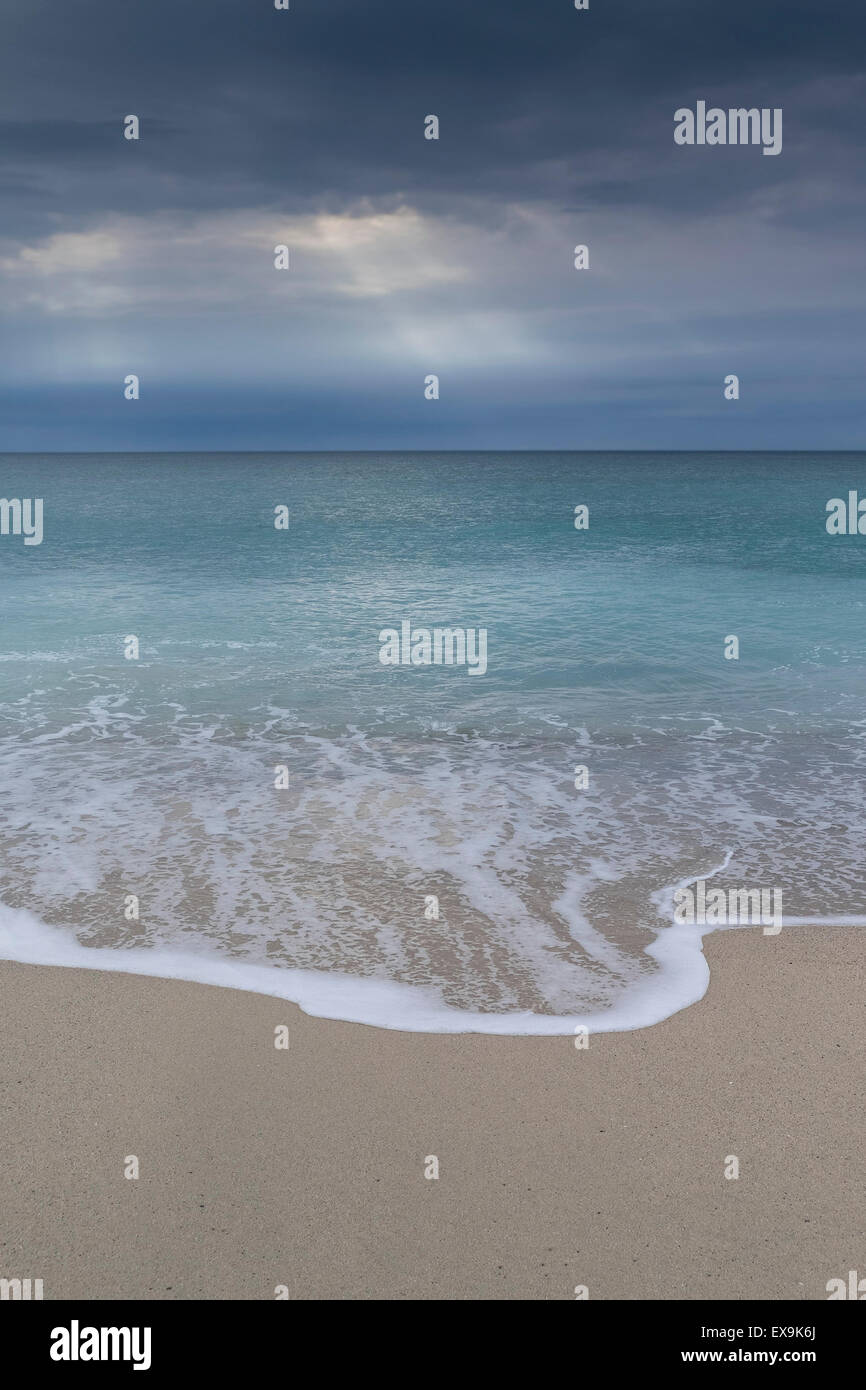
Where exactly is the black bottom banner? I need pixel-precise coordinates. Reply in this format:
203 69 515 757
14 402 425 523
4 1298 859 1374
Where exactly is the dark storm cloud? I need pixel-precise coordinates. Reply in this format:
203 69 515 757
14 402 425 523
3 0 864 224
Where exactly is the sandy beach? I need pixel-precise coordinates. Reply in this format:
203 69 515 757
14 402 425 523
1 923 862 1301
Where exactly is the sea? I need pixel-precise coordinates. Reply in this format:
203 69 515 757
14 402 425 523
1 451 864 1032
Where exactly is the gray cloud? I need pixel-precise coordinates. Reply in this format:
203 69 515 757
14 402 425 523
0 0 863 448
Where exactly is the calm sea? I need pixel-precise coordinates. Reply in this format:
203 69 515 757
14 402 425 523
0 452 864 1031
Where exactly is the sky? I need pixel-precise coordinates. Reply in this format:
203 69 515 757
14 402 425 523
0 0 864 451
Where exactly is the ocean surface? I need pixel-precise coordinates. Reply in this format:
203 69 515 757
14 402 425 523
1 452 864 1032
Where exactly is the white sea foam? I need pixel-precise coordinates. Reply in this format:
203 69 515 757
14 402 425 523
0 859 861 1035
2 698 865 1032
0 894 712 1034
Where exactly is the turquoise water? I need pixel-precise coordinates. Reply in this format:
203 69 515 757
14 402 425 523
0 452 864 1030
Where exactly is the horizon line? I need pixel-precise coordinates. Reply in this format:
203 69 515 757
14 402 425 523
3 449 866 458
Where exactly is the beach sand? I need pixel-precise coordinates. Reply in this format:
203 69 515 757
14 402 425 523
1 924 862 1301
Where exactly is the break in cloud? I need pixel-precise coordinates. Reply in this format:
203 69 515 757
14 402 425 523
0 0 864 450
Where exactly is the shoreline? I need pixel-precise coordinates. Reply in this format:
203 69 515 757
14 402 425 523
0 899 718 1036
1 923 863 1300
